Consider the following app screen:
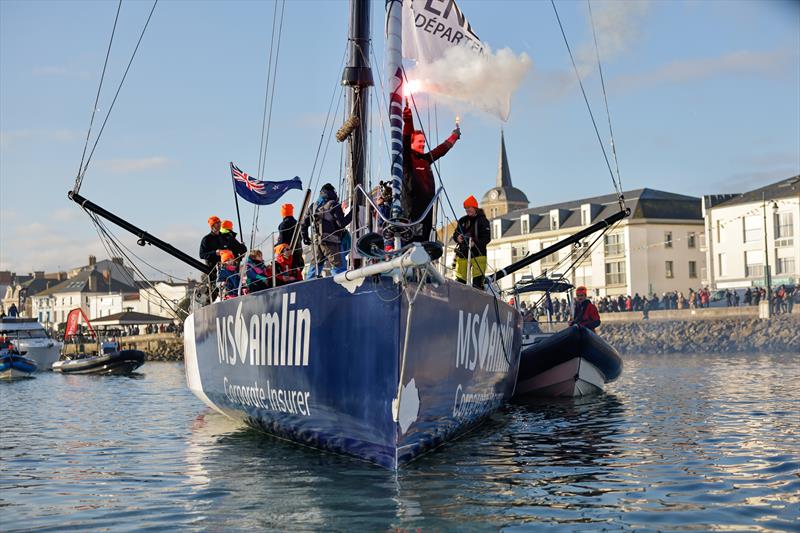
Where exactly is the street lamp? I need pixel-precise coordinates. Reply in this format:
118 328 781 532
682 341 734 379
762 192 780 315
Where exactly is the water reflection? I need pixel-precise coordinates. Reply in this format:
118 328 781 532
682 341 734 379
1 356 798 532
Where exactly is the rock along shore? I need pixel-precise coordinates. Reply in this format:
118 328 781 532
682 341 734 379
598 314 799 354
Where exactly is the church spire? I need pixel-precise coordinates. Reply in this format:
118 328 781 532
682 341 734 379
496 129 512 188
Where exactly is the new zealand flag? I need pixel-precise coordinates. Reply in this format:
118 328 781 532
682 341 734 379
230 162 302 205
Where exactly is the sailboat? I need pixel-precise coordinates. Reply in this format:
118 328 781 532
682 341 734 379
68 0 628 468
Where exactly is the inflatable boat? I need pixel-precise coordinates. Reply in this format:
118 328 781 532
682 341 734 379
516 322 622 398
53 349 145 375
0 353 38 379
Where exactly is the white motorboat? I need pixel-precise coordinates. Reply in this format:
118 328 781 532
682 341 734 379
0 318 62 371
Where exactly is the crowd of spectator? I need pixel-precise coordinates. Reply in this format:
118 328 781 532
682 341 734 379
520 284 797 322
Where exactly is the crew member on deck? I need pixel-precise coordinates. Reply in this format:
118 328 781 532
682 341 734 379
402 103 460 242
569 286 601 331
274 243 303 286
199 216 226 278
220 220 247 261
452 195 491 289
217 250 240 298
277 203 305 271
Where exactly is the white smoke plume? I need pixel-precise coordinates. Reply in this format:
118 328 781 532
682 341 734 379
407 45 532 122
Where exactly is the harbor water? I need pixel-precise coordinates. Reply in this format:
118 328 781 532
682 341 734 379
1 353 798 531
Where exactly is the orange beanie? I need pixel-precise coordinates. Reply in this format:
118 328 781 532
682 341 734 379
281 203 294 217
208 216 221 227
221 220 234 231
463 195 478 209
576 286 588 295
274 243 289 255
219 250 234 263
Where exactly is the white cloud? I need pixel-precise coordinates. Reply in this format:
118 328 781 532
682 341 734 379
611 49 795 92
0 128 82 147
94 156 171 174
32 66 69 76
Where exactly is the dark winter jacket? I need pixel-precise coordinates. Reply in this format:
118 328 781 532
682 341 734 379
402 113 457 219
452 209 491 258
219 230 247 260
199 231 227 269
302 189 352 244
570 299 601 331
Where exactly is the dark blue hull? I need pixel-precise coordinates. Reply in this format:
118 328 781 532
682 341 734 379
185 276 521 468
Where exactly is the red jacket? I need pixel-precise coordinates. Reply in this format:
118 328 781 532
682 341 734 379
571 299 601 331
275 255 303 286
402 113 457 217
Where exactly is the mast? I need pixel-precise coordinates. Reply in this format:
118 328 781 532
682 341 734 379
342 0 374 267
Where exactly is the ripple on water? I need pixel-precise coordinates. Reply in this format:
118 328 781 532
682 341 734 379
0 355 798 531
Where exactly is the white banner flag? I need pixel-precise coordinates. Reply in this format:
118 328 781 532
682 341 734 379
402 0 485 63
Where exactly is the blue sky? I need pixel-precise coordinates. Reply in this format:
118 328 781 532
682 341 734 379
1 0 798 280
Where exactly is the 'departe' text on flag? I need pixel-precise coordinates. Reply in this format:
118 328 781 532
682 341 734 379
230 163 302 205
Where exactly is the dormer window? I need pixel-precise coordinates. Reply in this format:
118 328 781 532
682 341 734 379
521 215 529 234
550 216 558 231
493 219 502 240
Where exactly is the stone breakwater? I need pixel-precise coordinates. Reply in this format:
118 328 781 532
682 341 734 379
598 315 800 354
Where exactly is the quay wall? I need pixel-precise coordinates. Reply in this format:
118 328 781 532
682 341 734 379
598 314 799 354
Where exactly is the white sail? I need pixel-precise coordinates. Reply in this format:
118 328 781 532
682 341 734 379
401 0 531 121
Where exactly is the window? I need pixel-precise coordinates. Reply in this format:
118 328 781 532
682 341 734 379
605 261 626 286
521 216 529 234
745 250 763 278
541 241 558 266
718 253 727 277
581 209 588 226
664 232 673 248
687 232 696 248
716 220 724 243
688 261 697 278
665 260 674 278
492 220 502 240
776 256 796 275
550 215 558 231
743 216 761 243
775 212 794 246
604 233 624 256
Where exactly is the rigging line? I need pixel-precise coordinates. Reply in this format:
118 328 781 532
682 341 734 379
90 215 190 283
79 0 159 182
587 0 624 193
88 213 181 315
550 0 620 198
256 0 281 181
253 0 287 248
308 43 348 192
251 0 283 249
74 0 122 194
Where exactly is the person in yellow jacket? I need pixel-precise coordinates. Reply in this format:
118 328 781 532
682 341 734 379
452 195 491 289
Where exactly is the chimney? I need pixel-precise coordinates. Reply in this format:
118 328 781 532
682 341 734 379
88 255 97 267
103 270 111 283
111 257 123 265
58 272 67 281
33 271 45 279
88 271 98 292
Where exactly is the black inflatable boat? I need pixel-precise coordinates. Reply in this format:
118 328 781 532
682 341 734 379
53 349 145 375
515 323 622 398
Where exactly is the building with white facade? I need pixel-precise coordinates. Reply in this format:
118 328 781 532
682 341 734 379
30 269 138 330
702 176 799 290
486 188 707 299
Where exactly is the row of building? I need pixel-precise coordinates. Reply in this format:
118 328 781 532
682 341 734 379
3 134 797 325
477 134 799 298
0 256 194 330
